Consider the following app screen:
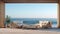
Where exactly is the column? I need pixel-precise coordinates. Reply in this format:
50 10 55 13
0 1 5 28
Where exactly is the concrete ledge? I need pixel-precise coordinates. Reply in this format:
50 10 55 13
0 28 60 34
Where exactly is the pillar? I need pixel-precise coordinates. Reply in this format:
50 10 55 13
57 0 60 28
0 1 5 28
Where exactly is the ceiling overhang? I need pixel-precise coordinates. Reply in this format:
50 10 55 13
1 0 58 3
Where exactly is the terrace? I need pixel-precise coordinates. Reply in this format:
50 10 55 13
0 0 60 28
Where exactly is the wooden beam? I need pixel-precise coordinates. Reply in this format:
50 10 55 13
0 1 5 28
4 0 58 3
0 0 4 2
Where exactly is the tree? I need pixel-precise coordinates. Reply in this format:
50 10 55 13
5 15 11 27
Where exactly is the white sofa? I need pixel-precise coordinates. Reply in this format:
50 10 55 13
39 21 52 28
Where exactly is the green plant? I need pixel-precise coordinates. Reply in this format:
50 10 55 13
5 15 11 27
5 15 11 25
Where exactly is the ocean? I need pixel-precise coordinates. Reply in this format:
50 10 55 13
10 18 57 28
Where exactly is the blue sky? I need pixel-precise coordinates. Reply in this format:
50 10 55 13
5 3 58 18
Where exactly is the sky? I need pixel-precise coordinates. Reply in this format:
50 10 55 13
5 3 58 18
